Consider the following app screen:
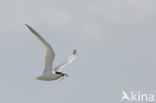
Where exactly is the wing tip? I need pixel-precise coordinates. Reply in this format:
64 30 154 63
24 24 31 28
73 49 77 55
24 24 28 26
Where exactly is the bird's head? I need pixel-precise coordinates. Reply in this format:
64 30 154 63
60 74 69 81
65 74 69 77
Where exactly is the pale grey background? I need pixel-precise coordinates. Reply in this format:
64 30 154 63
0 0 156 103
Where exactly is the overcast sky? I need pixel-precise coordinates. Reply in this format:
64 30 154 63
0 0 156 103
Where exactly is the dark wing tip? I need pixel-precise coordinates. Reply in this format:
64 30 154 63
73 49 77 55
24 24 31 28
24 24 35 33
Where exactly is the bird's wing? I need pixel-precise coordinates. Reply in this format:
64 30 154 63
54 50 77 72
25 24 55 74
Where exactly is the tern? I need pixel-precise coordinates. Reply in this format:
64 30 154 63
25 24 77 81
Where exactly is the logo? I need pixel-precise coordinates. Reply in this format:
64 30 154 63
121 91 155 102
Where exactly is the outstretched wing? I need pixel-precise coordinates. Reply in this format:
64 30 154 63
54 50 77 72
25 24 55 74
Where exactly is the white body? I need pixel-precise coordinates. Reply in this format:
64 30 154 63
25 24 77 81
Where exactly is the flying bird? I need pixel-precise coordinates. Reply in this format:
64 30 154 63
25 24 77 81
